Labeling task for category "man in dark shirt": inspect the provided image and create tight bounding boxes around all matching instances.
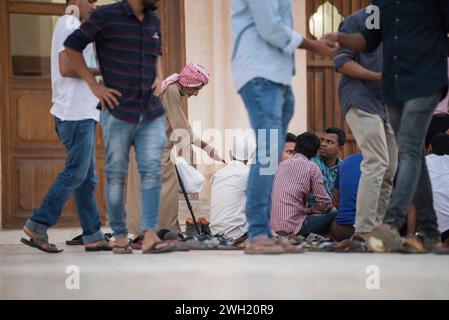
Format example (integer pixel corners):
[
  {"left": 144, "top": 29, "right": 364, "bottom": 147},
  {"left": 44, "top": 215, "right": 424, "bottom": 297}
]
[
  {"left": 325, "top": 0, "right": 449, "bottom": 253},
  {"left": 334, "top": 8, "right": 397, "bottom": 246},
  {"left": 64, "top": 0, "right": 175, "bottom": 254}
]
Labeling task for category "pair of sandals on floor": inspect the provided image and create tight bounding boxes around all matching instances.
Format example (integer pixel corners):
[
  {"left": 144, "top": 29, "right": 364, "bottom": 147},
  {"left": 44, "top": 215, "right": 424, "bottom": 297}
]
[
  {"left": 22, "top": 227, "right": 178, "bottom": 254},
  {"left": 21, "top": 227, "right": 112, "bottom": 253},
  {"left": 244, "top": 236, "right": 306, "bottom": 254},
  {"left": 335, "top": 225, "right": 449, "bottom": 254}
]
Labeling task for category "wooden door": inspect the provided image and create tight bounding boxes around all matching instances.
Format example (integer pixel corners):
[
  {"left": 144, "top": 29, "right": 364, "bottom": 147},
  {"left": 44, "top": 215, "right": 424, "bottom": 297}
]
[
  {"left": 306, "top": 0, "right": 372, "bottom": 158},
  {"left": 0, "top": 0, "right": 186, "bottom": 228}
]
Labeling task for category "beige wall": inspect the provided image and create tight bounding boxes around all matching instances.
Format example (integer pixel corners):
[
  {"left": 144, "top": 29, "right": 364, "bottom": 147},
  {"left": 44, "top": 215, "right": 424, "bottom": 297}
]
[{"left": 184, "top": 0, "right": 308, "bottom": 202}]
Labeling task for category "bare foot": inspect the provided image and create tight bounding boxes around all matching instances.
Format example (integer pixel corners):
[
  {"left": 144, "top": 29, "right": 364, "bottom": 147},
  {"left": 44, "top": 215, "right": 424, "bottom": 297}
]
[{"left": 115, "top": 236, "right": 129, "bottom": 247}]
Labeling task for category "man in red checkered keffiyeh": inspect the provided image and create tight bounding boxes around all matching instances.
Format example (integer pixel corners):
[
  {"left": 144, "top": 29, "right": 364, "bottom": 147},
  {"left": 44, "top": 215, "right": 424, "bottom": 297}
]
[
  {"left": 126, "top": 62, "right": 220, "bottom": 235},
  {"left": 161, "top": 63, "right": 210, "bottom": 95}
]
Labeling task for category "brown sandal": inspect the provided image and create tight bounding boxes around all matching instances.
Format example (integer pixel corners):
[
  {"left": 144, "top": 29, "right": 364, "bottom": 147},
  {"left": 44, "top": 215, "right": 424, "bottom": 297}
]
[
  {"left": 399, "top": 236, "right": 427, "bottom": 254},
  {"left": 142, "top": 241, "right": 178, "bottom": 254},
  {"left": 273, "top": 238, "right": 305, "bottom": 254},
  {"left": 244, "top": 237, "right": 285, "bottom": 255},
  {"left": 113, "top": 243, "right": 133, "bottom": 254},
  {"left": 85, "top": 240, "right": 113, "bottom": 252},
  {"left": 335, "top": 236, "right": 372, "bottom": 253}
]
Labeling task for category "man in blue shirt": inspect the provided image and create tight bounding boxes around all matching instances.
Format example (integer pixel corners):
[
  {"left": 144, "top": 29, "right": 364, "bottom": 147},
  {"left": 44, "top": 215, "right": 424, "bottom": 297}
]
[
  {"left": 231, "top": 0, "right": 337, "bottom": 254},
  {"left": 330, "top": 153, "right": 363, "bottom": 241}
]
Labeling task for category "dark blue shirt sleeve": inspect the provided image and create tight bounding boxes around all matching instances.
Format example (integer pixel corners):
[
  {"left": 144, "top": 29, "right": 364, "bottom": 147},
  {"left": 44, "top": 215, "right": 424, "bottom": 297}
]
[
  {"left": 360, "top": 24, "right": 382, "bottom": 54},
  {"left": 334, "top": 15, "right": 360, "bottom": 71},
  {"left": 64, "top": 9, "right": 106, "bottom": 52}
]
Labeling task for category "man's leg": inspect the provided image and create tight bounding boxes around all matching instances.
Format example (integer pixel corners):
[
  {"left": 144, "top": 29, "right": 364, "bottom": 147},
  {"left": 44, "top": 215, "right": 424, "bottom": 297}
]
[
  {"left": 298, "top": 209, "right": 337, "bottom": 237},
  {"left": 25, "top": 119, "right": 96, "bottom": 238},
  {"left": 376, "top": 122, "right": 398, "bottom": 223},
  {"left": 280, "top": 86, "right": 295, "bottom": 158},
  {"left": 100, "top": 109, "right": 134, "bottom": 242},
  {"left": 158, "top": 148, "right": 181, "bottom": 231},
  {"left": 72, "top": 120, "right": 106, "bottom": 245},
  {"left": 239, "top": 78, "right": 289, "bottom": 241},
  {"left": 133, "top": 115, "right": 167, "bottom": 251},
  {"left": 384, "top": 91, "right": 442, "bottom": 230},
  {"left": 125, "top": 148, "right": 142, "bottom": 236},
  {"left": 345, "top": 107, "right": 391, "bottom": 234},
  {"left": 412, "top": 150, "right": 440, "bottom": 249}
]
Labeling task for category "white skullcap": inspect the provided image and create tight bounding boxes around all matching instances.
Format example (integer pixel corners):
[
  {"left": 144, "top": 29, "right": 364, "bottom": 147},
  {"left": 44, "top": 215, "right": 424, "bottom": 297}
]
[{"left": 230, "top": 135, "right": 255, "bottom": 161}]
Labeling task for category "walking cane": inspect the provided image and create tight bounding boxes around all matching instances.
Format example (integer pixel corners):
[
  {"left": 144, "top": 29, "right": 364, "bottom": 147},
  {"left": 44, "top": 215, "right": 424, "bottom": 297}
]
[{"left": 175, "top": 165, "right": 202, "bottom": 236}]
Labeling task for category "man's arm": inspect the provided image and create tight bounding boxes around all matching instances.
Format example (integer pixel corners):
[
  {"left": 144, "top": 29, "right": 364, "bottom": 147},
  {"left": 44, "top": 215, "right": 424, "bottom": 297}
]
[
  {"left": 151, "top": 55, "right": 163, "bottom": 97},
  {"left": 64, "top": 9, "right": 121, "bottom": 108},
  {"left": 247, "top": 0, "right": 336, "bottom": 57},
  {"left": 310, "top": 167, "right": 333, "bottom": 213},
  {"left": 324, "top": 32, "right": 368, "bottom": 52},
  {"left": 151, "top": 20, "right": 163, "bottom": 97},
  {"left": 333, "top": 14, "right": 381, "bottom": 80},
  {"left": 332, "top": 189, "right": 339, "bottom": 210},
  {"left": 337, "top": 60, "right": 381, "bottom": 81},
  {"left": 65, "top": 48, "right": 120, "bottom": 108},
  {"left": 59, "top": 51, "right": 100, "bottom": 78}
]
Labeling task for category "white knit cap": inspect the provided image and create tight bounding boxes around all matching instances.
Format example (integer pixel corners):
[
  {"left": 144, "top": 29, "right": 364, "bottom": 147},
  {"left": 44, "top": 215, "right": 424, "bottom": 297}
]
[{"left": 230, "top": 135, "right": 255, "bottom": 161}]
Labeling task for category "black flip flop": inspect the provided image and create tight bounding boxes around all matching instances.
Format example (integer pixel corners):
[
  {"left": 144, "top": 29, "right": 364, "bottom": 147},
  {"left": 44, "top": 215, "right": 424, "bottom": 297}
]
[
  {"left": 66, "top": 234, "right": 83, "bottom": 246},
  {"left": 21, "top": 237, "right": 63, "bottom": 253},
  {"left": 142, "top": 241, "right": 178, "bottom": 254},
  {"left": 85, "top": 240, "right": 113, "bottom": 252}
]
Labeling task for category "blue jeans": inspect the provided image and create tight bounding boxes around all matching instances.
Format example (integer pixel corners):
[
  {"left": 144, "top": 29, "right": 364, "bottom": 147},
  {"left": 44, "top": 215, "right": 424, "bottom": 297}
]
[
  {"left": 100, "top": 109, "right": 166, "bottom": 238},
  {"left": 26, "top": 118, "right": 104, "bottom": 244},
  {"left": 298, "top": 209, "right": 338, "bottom": 237},
  {"left": 384, "top": 90, "right": 443, "bottom": 245},
  {"left": 239, "top": 78, "right": 295, "bottom": 240}
]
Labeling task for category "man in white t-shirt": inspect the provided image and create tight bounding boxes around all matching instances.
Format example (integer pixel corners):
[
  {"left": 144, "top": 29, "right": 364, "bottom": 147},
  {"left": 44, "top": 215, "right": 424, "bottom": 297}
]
[
  {"left": 21, "top": 0, "right": 111, "bottom": 253},
  {"left": 209, "top": 136, "right": 255, "bottom": 243},
  {"left": 426, "top": 133, "right": 449, "bottom": 247}
]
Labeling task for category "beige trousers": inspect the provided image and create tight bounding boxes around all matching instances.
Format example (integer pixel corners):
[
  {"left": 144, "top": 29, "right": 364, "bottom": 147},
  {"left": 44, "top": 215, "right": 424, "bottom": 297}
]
[
  {"left": 126, "top": 147, "right": 181, "bottom": 236},
  {"left": 345, "top": 107, "right": 398, "bottom": 233}
]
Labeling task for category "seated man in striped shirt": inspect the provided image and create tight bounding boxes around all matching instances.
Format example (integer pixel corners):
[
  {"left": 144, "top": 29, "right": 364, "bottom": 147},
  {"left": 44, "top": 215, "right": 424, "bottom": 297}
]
[{"left": 271, "top": 132, "right": 335, "bottom": 237}]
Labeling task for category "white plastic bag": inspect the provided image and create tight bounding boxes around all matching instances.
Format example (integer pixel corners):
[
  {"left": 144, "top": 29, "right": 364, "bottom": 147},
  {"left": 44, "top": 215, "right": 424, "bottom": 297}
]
[{"left": 175, "top": 157, "right": 205, "bottom": 193}]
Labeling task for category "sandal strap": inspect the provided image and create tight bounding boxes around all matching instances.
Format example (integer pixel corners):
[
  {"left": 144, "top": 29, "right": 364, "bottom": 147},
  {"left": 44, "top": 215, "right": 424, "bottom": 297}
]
[{"left": 33, "top": 234, "right": 49, "bottom": 245}]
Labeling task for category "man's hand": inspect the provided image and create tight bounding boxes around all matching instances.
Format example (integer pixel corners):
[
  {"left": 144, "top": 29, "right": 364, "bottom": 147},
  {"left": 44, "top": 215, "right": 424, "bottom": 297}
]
[
  {"left": 90, "top": 82, "right": 122, "bottom": 109},
  {"left": 373, "top": 72, "right": 382, "bottom": 81},
  {"left": 313, "top": 38, "right": 338, "bottom": 57},
  {"left": 322, "top": 32, "right": 340, "bottom": 43},
  {"left": 208, "top": 147, "right": 224, "bottom": 163},
  {"left": 152, "top": 77, "right": 162, "bottom": 97},
  {"left": 301, "top": 37, "right": 338, "bottom": 57}
]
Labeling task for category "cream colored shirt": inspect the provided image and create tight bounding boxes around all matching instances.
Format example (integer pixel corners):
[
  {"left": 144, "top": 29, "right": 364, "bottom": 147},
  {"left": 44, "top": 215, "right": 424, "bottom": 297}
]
[{"left": 162, "top": 83, "right": 202, "bottom": 150}]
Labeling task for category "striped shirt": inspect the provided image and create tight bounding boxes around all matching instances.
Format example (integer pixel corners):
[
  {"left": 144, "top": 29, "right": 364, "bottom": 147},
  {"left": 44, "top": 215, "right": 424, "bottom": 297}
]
[
  {"left": 334, "top": 9, "right": 385, "bottom": 120},
  {"left": 271, "top": 153, "right": 333, "bottom": 235},
  {"left": 64, "top": 0, "right": 164, "bottom": 124}
]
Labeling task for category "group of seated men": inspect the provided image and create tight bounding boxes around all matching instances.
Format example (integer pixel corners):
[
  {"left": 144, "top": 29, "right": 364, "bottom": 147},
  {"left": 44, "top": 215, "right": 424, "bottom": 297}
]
[{"left": 208, "top": 128, "right": 449, "bottom": 248}]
